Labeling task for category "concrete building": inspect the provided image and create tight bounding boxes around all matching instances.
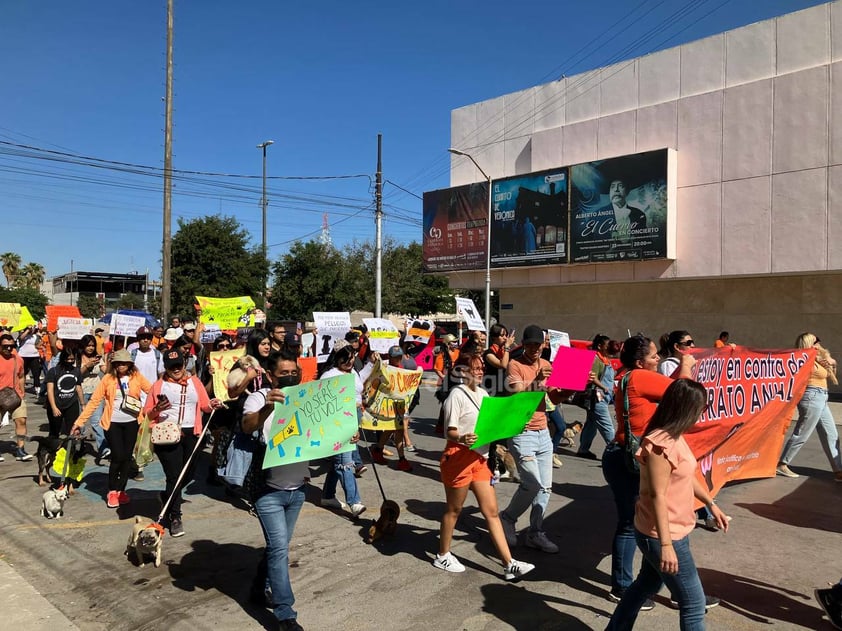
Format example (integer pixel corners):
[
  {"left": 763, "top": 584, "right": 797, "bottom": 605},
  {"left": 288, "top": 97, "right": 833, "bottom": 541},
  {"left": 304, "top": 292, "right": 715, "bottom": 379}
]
[
  {"left": 443, "top": 1, "right": 842, "bottom": 364},
  {"left": 49, "top": 271, "right": 147, "bottom": 309}
]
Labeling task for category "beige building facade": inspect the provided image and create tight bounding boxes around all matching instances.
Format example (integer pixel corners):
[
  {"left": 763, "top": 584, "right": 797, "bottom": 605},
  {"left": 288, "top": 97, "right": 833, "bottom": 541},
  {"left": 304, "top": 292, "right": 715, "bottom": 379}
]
[{"left": 446, "top": 1, "right": 842, "bottom": 362}]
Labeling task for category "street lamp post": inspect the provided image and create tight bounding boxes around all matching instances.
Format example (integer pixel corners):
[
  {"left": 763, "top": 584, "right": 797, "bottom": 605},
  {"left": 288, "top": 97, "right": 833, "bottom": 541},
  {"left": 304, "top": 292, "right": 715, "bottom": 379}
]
[
  {"left": 448, "top": 148, "right": 492, "bottom": 347},
  {"left": 257, "top": 140, "right": 274, "bottom": 312}
]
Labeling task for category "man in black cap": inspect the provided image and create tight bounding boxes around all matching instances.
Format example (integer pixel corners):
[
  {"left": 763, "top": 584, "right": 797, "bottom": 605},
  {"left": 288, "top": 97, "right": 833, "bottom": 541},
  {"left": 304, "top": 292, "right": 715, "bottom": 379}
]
[
  {"left": 282, "top": 332, "right": 303, "bottom": 357},
  {"left": 499, "top": 324, "right": 567, "bottom": 555}
]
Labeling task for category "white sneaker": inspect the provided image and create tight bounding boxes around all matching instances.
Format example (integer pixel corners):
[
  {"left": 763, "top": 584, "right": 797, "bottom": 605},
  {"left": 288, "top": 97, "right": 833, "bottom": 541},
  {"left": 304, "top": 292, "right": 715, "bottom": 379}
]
[
  {"left": 321, "top": 498, "right": 346, "bottom": 510},
  {"left": 0, "top": 454, "right": 4, "bottom": 462},
  {"left": 504, "top": 559, "right": 535, "bottom": 581},
  {"left": 525, "top": 531, "right": 559, "bottom": 553},
  {"left": 350, "top": 503, "right": 366, "bottom": 517},
  {"left": 499, "top": 470, "right": 512, "bottom": 481},
  {"left": 776, "top": 464, "right": 799, "bottom": 478},
  {"left": 433, "top": 551, "right": 466, "bottom": 573},
  {"left": 501, "top": 515, "right": 517, "bottom": 547}
]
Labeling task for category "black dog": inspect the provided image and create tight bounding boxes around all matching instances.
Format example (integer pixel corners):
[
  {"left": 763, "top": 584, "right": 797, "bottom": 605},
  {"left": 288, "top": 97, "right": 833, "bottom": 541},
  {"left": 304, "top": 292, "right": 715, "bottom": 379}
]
[{"left": 31, "top": 435, "right": 63, "bottom": 487}]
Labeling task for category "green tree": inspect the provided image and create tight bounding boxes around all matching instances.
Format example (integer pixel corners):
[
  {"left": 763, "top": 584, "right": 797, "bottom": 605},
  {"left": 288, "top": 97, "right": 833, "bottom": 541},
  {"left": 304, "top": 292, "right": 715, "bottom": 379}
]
[
  {"left": 76, "top": 295, "right": 102, "bottom": 320},
  {"left": 170, "top": 215, "right": 267, "bottom": 318},
  {"left": 115, "top": 292, "right": 145, "bottom": 311},
  {"left": 0, "top": 286, "right": 49, "bottom": 320},
  {"left": 16, "top": 262, "right": 45, "bottom": 290},
  {"left": 1, "top": 252, "right": 21, "bottom": 288}
]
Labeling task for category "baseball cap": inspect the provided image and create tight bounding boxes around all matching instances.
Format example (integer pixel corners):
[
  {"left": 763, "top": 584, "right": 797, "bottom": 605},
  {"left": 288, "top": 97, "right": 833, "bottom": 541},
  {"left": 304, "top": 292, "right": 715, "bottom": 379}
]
[
  {"left": 163, "top": 328, "right": 181, "bottom": 342},
  {"left": 441, "top": 333, "right": 457, "bottom": 344},
  {"left": 136, "top": 326, "right": 153, "bottom": 337},
  {"left": 284, "top": 332, "right": 302, "bottom": 347},
  {"left": 163, "top": 349, "right": 185, "bottom": 369},
  {"left": 183, "top": 322, "right": 197, "bottom": 331},
  {"left": 111, "top": 349, "right": 133, "bottom": 364},
  {"left": 333, "top": 339, "right": 351, "bottom": 352},
  {"left": 344, "top": 330, "right": 361, "bottom": 342},
  {"left": 387, "top": 346, "right": 403, "bottom": 358},
  {"left": 522, "top": 325, "right": 545, "bottom": 345}
]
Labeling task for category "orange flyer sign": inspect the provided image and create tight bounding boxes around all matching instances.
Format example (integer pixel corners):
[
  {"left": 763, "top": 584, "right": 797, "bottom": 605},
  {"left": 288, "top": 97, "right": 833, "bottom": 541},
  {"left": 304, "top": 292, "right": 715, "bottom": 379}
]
[
  {"left": 685, "top": 345, "right": 816, "bottom": 499},
  {"left": 45, "top": 305, "right": 82, "bottom": 331}
]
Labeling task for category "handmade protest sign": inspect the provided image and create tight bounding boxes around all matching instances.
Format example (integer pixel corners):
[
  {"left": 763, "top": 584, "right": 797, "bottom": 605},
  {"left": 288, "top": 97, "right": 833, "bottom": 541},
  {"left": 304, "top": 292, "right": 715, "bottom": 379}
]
[
  {"left": 45, "top": 305, "right": 82, "bottom": 331},
  {"left": 686, "top": 345, "right": 815, "bottom": 498},
  {"left": 196, "top": 296, "right": 256, "bottom": 330},
  {"left": 300, "top": 332, "right": 315, "bottom": 357},
  {"left": 200, "top": 324, "right": 222, "bottom": 344},
  {"left": 362, "top": 317, "right": 400, "bottom": 354},
  {"left": 405, "top": 319, "right": 434, "bottom": 345},
  {"left": 471, "top": 392, "right": 545, "bottom": 450},
  {"left": 262, "top": 373, "right": 358, "bottom": 468},
  {"left": 547, "top": 329, "right": 570, "bottom": 362},
  {"left": 299, "top": 356, "right": 317, "bottom": 383},
  {"left": 546, "top": 345, "right": 597, "bottom": 391},
  {"left": 0, "top": 303, "right": 37, "bottom": 331},
  {"left": 360, "top": 361, "right": 423, "bottom": 431},
  {"left": 57, "top": 317, "right": 94, "bottom": 340},
  {"left": 455, "top": 296, "right": 485, "bottom": 331},
  {"left": 312, "top": 311, "right": 351, "bottom": 362},
  {"left": 111, "top": 313, "right": 146, "bottom": 338},
  {"left": 208, "top": 347, "right": 245, "bottom": 400},
  {"left": 413, "top": 336, "right": 436, "bottom": 370}
]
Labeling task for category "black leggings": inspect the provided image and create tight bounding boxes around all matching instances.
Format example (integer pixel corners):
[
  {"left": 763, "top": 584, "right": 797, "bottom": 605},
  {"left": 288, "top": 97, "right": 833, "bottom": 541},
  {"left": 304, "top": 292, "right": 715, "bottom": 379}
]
[
  {"left": 105, "top": 422, "right": 139, "bottom": 492},
  {"left": 23, "top": 357, "right": 41, "bottom": 388},
  {"left": 48, "top": 401, "right": 81, "bottom": 438},
  {"left": 154, "top": 430, "right": 199, "bottom": 519}
]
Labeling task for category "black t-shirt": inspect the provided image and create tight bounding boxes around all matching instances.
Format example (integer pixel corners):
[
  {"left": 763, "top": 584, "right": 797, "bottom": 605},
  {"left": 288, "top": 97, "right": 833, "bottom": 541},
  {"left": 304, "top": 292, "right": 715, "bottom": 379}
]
[{"left": 47, "top": 365, "right": 82, "bottom": 409}]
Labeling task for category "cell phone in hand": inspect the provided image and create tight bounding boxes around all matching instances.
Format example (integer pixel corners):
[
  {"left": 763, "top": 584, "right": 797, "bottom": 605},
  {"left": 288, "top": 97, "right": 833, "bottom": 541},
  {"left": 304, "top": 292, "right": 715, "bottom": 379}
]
[{"left": 157, "top": 394, "right": 169, "bottom": 404}]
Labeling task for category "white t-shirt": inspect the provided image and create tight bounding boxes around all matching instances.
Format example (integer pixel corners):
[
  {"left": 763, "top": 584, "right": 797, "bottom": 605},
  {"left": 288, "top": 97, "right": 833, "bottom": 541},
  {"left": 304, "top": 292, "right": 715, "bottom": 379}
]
[
  {"left": 443, "top": 385, "right": 488, "bottom": 437},
  {"left": 133, "top": 349, "right": 163, "bottom": 385},
  {"left": 657, "top": 357, "right": 680, "bottom": 377},
  {"left": 111, "top": 377, "right": 139, "bottom": 424},
  {"left": 18, "top": 335, "right": 39, "bottom": 358},
  {"left": 160, "top": 379, "right": 200, "bottom": 429},
  {"left": 322, "top": 367, "right": 364, "bottom": 405},
  {"left": 243, "top": 389, "right": 309, "bottom": 491}
]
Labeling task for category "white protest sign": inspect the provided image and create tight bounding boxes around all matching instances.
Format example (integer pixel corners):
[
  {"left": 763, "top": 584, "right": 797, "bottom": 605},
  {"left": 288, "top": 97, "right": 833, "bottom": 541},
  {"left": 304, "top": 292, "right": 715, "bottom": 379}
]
[
  {"left": 300, "top": 332, "right": 315, "bottom": 357},
  {"left": 362, "top": 318, "right": 400, "bottom": 354},
  {"left": 405, "top": 319, "right": 434, "bottom": 345},
  {"left": 312, "top": 312, "right": 351, "bottom": 362},
  {"left": 547, "top": 329, "right": 570, "bottom": 362},
  {"left": 111, "top": 313, "right": 147, "bottom": 338},
  {"left": 455, "top": 297, "right": 485, "bottom": 331},
  {"left": 57, "top": 317, "right": 93, "bottom": 340},
  {"left": 200, "top": 324, "right": 222, "bottom": 344}
]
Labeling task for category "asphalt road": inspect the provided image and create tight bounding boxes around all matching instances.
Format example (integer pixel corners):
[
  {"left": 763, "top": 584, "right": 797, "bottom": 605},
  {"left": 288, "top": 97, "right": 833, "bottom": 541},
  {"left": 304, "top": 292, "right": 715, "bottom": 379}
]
[{"left": 1, "top": 384, "right": 840, "bottom": 631}]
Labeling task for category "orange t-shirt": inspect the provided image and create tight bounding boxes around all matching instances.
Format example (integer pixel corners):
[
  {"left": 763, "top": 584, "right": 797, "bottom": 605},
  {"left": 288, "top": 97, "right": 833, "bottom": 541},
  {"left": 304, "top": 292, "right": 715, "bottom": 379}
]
[
  {"left": 614, "top": 369, "right": 674, "bottom": 446},
  {"left": 433, "top": 349, "right": 459, "bottom": 377},
  {"left": 506, "top": 356, "right": 551, "bottom": 431},
  {"left": 714, "top": 340, "right": 726, "bottom": 348},
  {"left": 0, "top": 353, "right": 24, "bottom": 397},
  {"left": 634, "top": 429, "right": 698, "bottom": 541}
]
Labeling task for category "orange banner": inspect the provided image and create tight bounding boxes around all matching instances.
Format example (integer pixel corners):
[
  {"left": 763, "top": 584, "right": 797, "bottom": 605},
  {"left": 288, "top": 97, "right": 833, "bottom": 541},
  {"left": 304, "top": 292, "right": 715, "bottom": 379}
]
[
  {"left": 686, "top": 345, "right": 816, "bottom": 498},
  {"left": 299, "top": 356, "right": 317, "bottom": 384},
  {"left": 45, "top": 305, "right": 82, "bottom": 331}
]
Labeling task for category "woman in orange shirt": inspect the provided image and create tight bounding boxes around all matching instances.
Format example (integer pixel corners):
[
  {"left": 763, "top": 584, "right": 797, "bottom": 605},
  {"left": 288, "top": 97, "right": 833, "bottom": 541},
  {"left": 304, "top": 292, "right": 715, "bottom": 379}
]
[{"left": 606, "top": 379, "right": 729, "bottom": 631}]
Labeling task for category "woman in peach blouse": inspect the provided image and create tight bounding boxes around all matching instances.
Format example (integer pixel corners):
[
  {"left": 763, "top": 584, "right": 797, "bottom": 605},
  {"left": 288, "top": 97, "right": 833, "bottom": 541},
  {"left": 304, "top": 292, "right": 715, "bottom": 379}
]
[{"left": 606, "top": 379, "right": 730, "bottom": 631}]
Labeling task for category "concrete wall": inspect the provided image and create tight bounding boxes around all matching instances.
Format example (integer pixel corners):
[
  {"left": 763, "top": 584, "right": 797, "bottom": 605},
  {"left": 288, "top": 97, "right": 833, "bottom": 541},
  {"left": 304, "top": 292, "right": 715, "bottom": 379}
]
[{"left": 450, "top": 1, "right": 842, "bottom": 287}]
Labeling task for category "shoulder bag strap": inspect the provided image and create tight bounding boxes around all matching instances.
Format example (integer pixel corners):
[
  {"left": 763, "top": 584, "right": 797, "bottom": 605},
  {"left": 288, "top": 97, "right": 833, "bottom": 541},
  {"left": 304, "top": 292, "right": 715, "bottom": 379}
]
[
  {"left": 176, "top": 383, "right": 188, "bottom": 428},
  {"left": 456, "top": 385, "right": 482, "bottom": 412},
  {"left": 620, "top": 371, "right": 634, "bottom": 445}
]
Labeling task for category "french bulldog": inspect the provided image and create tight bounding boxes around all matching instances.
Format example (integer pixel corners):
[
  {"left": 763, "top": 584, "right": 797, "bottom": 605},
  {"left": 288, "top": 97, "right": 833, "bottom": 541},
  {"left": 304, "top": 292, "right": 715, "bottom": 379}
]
[
  {"left": 126, "top": 515, "right": 164, "bottom": 568},
  {"left": 41, "top": 485, "right": 69, "bottom": 519}
]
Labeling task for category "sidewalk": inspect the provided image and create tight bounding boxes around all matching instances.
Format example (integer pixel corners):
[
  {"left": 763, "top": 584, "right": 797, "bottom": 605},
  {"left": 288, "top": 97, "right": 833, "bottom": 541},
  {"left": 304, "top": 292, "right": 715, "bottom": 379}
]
[{"left": 0, "top": 557, "right": 80, "bottom": 630}]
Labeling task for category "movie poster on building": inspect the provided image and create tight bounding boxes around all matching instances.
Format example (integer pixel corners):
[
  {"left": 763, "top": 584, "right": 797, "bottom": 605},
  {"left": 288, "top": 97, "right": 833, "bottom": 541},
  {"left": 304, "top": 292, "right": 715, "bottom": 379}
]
[
  {"left": 490, "top": 167, "right": 569, "bottom": 268},
  {"left": 422, "top": 182, "right": 489, "bottom": 272},
  {"left": 569, "top": 149, "right": 675, "bottom": 264}
]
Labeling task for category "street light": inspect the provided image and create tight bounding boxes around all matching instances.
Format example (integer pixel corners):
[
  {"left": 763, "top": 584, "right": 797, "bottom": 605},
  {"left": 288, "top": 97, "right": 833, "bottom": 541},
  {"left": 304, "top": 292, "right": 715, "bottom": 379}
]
[
  {"left": 257, "top": 140, "right": 274, "bottom": 312},
  {"left": 448, "top": 147, "right": 492, "bottom": 346}
]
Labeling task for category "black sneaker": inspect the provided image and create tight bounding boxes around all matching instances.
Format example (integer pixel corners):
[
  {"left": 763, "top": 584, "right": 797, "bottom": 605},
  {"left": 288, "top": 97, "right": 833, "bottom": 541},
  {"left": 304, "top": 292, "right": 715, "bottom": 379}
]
[
  {"left": 278, "top": 618, "right": 304, "bottom": 631},
  {"left": 815, "top": 586, "right": 842, "bottom": 630},
  {"left": 170, "top": 517, "right": 185, "bottom": 537},
  {"left": 15, "top": 448, "right": 32, "bottom": 462},
  {"left": 608, "top": 589, "right": 654, "bottom": 611},
  {"left": 668, "top": 595, "right": 720, "bottom": 610},
  {"left": 575, "top": 450, "right": 598, "bottom": 460}
]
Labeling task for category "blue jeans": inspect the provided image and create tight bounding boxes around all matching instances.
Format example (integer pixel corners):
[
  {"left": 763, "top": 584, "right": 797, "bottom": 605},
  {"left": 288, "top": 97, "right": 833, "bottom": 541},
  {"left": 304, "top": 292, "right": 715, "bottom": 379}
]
[
  {"left": 323, "top": 450, "right": 360, "bottom": 505},
  {"left": 547, "top": 407, "right": 566, "bottom": 451},
  {"left": 780, "top": 387, "right": 842, "bottom": 472},
  {"left": 502, "top": 428, "right": 553, "bottom": 533},
  {"left": 580, "top": 400, "right": 616, "bottom": 453},
  {"left": 83, "top": 392, "right": 107, "bottom": 456},
  {"left": 606, "top": 532, "right": 706, "bottom": 631},
  {"left": 254, "top": 487, "right": 306, "bottom": 622},
  {"left": 602, "top": 444, "right": 639, "bottom": 592}
]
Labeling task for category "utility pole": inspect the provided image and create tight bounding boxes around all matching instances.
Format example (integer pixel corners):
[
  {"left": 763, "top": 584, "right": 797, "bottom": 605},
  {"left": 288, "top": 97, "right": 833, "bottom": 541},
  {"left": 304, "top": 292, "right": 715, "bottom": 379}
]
[
  {"left": 375, "top": 133, "right": 383, "bottom": 318},
  {"left": 161, "top": 0, "right": 174, "bottom": 323},
  {"left": 257, "top": 140, "right": 274, "bottom": 312}
]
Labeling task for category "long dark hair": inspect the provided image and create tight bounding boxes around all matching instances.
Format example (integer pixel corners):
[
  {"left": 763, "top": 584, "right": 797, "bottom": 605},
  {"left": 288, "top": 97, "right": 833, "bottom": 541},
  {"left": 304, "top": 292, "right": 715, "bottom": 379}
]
[
  {"left": 318, "top": 345, "right": 355, "bottom": 378},
  {"left": 662, "top": 330, "right": 690, "bottom": 359},
  {"left": 643, "top": 379, "right": 707, "bottom": 439},
  {"left": 591, "top": 334, "right": 610, "bottom": 351},
  {"left": 620, "top": 335, "right": 653, "bottom": 370},
  {"left": 79, "top": 334, "right": 97, "bottom": 357},
  {"left": 246, "top": 329, "right": 272, "bottom": 370}
]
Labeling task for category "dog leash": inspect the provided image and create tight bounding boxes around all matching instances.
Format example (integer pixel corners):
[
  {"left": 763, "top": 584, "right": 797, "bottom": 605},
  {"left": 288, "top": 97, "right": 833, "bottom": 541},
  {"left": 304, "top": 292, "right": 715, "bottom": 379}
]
[
  {"left": 155, "top": 409, "right": 217, "bottom": 526},
  {"left": 359, "top": 426, "right": 389, "bottom": 503}
]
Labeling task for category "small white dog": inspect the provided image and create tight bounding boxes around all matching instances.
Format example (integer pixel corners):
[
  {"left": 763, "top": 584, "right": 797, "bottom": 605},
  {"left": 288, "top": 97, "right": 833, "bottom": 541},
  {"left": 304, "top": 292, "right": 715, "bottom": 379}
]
[
  {"left": 226, "top": 355, "right": 262, "bottom": 391},
  {"left": 41, "top": 486, "right": 69, "bottom": 519}
]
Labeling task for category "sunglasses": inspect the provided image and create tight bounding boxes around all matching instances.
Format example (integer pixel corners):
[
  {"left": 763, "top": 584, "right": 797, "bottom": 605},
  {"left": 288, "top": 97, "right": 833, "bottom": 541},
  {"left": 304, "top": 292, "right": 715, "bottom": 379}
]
[
  {"left": 217, "top": 343, "right": 231, "bottom": 349},
  {"left": 679, "top": 339, "right": 695, "bottom": 347},
  {"left": 0, "top": 344, "right": 15, "bottom": 350}
]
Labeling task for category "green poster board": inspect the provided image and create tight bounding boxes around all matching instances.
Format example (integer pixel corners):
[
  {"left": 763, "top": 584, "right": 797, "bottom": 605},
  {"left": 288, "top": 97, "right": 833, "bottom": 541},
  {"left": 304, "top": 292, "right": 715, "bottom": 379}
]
[{"left": 471, "top": 392, "right": 545, "bottom": 450}]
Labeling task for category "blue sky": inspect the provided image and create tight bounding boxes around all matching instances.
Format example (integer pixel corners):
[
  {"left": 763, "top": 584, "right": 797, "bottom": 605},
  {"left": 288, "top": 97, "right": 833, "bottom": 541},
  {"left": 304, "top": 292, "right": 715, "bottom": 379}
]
[{"left": 0, "top": 0, "right": 824, "bottom": 281}]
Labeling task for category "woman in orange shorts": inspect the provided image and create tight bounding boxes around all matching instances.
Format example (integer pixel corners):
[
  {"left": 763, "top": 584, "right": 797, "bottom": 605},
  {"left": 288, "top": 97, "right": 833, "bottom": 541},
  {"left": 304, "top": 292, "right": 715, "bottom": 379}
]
[{"left": 433, "top": 351, "right": 534, "bottom": 581}]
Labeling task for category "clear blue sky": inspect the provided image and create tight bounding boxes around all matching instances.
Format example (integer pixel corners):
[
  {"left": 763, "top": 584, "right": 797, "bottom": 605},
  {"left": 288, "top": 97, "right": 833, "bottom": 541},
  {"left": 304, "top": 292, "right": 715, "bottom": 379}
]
[{"left": 0, "top": 0, "right": 824, "bottom": 281}]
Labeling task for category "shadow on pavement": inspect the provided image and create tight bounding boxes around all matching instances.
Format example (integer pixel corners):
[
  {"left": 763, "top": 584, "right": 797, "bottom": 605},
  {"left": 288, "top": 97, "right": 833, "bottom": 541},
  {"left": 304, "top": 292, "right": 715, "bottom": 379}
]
[
  {"left": 481, "top": 583, "right": 606, "bottom": 630},
  {"left": 735, "top": 475, "right": 842, "bottom": 533}
]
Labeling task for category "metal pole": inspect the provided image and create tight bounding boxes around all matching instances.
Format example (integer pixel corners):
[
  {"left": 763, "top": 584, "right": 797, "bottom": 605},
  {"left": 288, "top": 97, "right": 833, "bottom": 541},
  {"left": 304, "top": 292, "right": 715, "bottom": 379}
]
[
  {"left": 161, "top": 0, "right": 174, "bottom": 323},
  {"left": 447, "top": 148, "right": 492, "bottom": 348},
  {"left": 375, "top": 133, "right": 383, "bottom": 318},
  {"left": 257, "top": 140, "right": 274, "bottom": 312}
]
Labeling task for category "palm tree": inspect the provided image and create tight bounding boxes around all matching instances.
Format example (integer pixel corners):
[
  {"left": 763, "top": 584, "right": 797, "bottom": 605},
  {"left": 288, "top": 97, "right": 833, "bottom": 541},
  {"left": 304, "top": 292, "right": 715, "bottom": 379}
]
[
  {"left": 0, "top": 252, "right": 21, "bottom": 288},
  {"left": 17, "top": 262, "right": 45, "bottom": 290}
]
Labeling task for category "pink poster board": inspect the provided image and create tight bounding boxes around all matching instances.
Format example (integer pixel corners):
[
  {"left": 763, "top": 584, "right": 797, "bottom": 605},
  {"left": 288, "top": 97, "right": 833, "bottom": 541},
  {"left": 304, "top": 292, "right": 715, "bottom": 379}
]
[
  {"left": 546, "top": 346, "right": 597, "bottom": 391},
  {"left": 414, "top": 336, "right": 435, "bottom": 370}
]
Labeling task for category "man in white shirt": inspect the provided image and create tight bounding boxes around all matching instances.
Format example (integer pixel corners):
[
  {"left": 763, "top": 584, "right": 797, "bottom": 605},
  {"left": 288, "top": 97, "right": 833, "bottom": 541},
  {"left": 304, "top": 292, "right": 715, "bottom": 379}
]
[{"left": 130, "top": 327, "right": 164, "bottom": 386}]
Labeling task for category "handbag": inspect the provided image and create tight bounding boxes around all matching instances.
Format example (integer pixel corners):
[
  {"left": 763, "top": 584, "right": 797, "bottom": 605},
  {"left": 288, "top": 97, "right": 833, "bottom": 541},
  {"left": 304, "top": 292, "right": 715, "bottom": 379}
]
[
  {"left": 151, "top": 383, "right": 187, "bottom": 445},
  {"left": 0, "top": 386, "right": 22, "bottom": 416},
  {"left": 619, "top": 372, "right": 641, "bottom": 474},
  {"left": 117, "top": 378, "right": 142, "bottom": 418}
]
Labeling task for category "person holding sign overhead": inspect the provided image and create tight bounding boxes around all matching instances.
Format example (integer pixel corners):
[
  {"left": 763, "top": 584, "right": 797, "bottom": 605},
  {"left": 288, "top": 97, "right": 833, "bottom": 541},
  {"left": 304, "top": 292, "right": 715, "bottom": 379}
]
[{"left": 434, "top": 350, "right": 535, "bottom": 581}]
